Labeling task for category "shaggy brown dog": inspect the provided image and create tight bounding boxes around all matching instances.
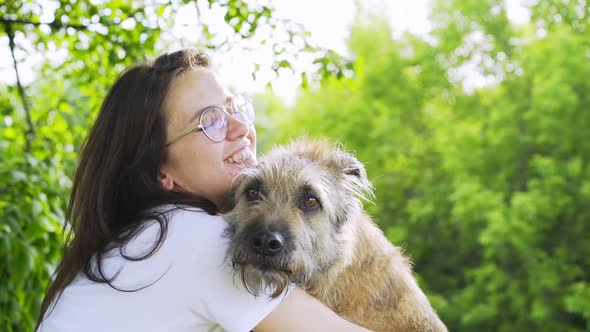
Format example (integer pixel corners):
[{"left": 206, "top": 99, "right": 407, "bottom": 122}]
[{"left": 224, "top": 138, "right": 447, "bottom": 332}]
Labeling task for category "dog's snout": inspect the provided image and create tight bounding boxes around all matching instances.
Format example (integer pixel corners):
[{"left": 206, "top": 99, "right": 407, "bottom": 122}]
[{"left": 252, "top": 231, "right": 284, "bottom": 256}]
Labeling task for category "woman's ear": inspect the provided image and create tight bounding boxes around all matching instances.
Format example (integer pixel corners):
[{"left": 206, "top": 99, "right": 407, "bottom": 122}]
[{"left": 157, "top": 167, "right": 175, "bottom": 191}]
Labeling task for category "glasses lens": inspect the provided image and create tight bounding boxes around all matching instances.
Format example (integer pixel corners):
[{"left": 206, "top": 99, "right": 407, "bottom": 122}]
[
  {"left": 201, "top": 107, "right": 228, "bottom": 142},
  {"left": 231, "top": 94, "right": 254, "bottom": 124}
]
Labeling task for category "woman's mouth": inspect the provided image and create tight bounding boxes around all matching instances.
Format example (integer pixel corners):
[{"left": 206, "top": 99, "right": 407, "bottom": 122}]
[{"left": 225, "top": 148, "right": 254, "bottom": 165}]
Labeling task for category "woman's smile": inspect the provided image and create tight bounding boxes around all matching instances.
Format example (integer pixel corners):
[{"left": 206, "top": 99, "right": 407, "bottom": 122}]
[{"left": 225, "top": 145, "right": 255, "bottom": 165}]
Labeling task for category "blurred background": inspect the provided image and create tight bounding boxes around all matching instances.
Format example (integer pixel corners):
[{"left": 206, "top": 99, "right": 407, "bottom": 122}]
[{"left": 1, "top": 0, "right": 589, "bottom": 331}]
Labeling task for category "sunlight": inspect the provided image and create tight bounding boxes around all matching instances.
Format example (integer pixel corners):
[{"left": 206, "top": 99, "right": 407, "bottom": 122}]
[{"left": 0, "top": 0, "right": 531, "bottom": 105}]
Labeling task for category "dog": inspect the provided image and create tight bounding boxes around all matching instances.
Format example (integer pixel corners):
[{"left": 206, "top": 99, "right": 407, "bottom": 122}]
[{"left": 223, "top": 138, "right": 447, "bottom": 332}]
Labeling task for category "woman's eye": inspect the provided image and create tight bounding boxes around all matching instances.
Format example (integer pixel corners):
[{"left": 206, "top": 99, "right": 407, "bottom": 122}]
[
  {"left": 302, "top": 196, "right": 320, "bottom": 210},
  {"left": 246, "top": 188, "right": 261, "bottom": 201}
]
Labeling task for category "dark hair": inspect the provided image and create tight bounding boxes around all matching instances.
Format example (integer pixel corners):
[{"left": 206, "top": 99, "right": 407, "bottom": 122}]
[{"left": 36, "top": 49, "right": 217, "bottom": 328}]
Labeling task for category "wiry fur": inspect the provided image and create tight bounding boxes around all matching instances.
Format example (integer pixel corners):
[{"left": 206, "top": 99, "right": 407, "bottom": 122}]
[{"left": 223, "top": 138, "right": 447, "bottom": 332}]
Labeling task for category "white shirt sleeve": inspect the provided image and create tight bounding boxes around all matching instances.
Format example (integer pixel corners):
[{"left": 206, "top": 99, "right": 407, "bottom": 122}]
[{"left": 175, "top": 208, "right": 290, "bottom": 332}]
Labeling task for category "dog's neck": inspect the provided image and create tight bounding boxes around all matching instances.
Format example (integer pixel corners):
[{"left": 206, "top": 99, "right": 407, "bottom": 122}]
[
  {"left": 306, "top": 209, "right": 394, "bottom": 293},
  {"left": 306, "top": 210, "right": 412, "bottom": 312}
]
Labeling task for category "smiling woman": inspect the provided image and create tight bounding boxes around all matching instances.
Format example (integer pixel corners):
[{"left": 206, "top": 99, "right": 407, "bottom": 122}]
[
  {"left": 35, "top": 48, "right": 371, "bottom": 332},
  {"left": 158, "top": 67, "right": 257, "bottom": 212}
]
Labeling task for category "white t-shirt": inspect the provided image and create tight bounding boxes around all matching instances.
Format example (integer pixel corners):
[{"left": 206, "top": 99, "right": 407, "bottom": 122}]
[{"left": 38, "top": 206, "right": 289, "bottom": 332}]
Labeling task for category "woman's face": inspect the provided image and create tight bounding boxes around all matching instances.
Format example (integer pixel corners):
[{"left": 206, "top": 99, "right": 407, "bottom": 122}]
[{"left": 158, "top": 68, "right": 257, "bottom": 210}]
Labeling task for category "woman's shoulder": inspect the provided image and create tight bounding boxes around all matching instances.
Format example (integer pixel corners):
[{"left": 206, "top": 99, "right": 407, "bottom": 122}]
[
  {"left": 161, "top": 204, "right": 225, "bottom": 231},
  {"left": 141, "top": 204, "right": 229, "bottom": 251},
  {"left": 114, "top": 204, "right": 228, "bottom": 265},
  {"left": 116, "top": 204, "right": 232, "bottom": 284}
]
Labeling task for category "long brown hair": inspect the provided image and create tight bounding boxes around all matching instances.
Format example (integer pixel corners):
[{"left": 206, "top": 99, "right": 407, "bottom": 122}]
[{"left": 36, "top": 49, "right": 218, "bottom": 328}]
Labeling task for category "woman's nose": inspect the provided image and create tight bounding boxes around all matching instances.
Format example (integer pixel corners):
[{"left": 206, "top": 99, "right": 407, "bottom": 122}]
[{"left": 226, "top": 112, "right": 251, "bottom": 141}]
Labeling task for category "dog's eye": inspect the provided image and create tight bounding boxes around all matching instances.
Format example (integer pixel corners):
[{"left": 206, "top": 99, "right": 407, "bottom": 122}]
[
  {"left": 246, "top": 188, "right": 261, "bottom": 202},
  {"left": 302, "top": 196, "right": 320, "bottom": 211}
]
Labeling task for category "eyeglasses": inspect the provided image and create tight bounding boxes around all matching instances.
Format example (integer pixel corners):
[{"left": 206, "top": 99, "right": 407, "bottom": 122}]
[{"left": 166, "top": 94, "right": 255, "bottom": 146}]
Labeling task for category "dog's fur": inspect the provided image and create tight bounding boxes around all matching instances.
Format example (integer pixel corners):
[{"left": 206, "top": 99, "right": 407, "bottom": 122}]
[{"left": 223, "top": 138, "right": 447, "bottom": 332}]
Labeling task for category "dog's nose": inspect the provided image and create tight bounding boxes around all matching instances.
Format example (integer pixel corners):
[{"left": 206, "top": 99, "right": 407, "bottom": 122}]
[{"left": 252, "top": 231, "right": 284, "bottom": 256}]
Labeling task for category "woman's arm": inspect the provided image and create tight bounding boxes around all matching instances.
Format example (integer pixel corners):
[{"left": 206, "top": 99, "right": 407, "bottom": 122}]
[{"left": 254, "top": 288, "right": 372, "bottom": 332}]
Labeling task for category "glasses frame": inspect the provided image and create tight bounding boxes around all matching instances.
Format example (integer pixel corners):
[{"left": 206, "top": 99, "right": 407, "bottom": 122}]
[{"left": 165, "top": 94, "right": 254, "bottom": 146}]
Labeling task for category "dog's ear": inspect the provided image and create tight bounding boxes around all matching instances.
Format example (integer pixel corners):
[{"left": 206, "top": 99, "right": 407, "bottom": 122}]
[
  {"left": 282, "top": 137, "right": 375, "bottom": 202},
  {"left": 338, "top": 151, "right": 365, "bottom": 178},
  {"left": 331, "top": 149, "right": 375, "bottom": 203}
]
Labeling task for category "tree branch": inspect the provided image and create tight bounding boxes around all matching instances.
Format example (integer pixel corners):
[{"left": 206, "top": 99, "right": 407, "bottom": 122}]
[
  {"left": 3, "top": 21, "right": 34, "bottom": 152},
  {"left": 0, "top": 17, "right": 88, "bottom": 30}
]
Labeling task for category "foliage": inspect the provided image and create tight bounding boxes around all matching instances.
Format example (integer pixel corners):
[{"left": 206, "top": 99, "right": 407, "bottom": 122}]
[
  {"left": 1, "top": 0, "right": 589, "bottom": 331},
  {"left": 267, "top": 2, "right": 590, "bottom": 331}
]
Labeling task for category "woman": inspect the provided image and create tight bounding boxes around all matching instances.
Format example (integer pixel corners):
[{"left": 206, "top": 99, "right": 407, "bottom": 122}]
[{"left": 36, "top": 49, "right": 370, "bottom": 331}]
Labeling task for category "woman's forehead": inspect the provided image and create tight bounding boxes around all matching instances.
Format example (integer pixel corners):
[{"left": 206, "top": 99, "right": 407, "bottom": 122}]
[
  {"left": 165, "top": 69, "right": 227, "bottom": 124},
  {"left": 172, "top": 68, "right": 225, "bottom": 101}
]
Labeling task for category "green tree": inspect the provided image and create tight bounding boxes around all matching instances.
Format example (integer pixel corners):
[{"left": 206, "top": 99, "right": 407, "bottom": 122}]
[{"left": 268, "top": 1, "right": 590, "bottom": 331}]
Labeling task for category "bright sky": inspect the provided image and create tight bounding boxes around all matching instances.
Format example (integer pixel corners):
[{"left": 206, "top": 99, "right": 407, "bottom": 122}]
[
  {"left": 215, "top": 0, "right": 434, "bottom": 104},
  {"left": 0, "top": 0, "right": 531, "bottom": 105}
]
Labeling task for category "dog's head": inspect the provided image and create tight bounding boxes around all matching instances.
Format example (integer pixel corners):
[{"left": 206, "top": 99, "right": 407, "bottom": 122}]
[{"left": 223, "top": 137, "right": 374, "bottom": 298}]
